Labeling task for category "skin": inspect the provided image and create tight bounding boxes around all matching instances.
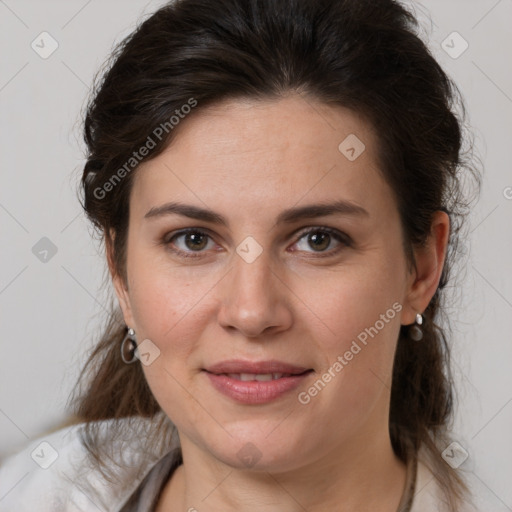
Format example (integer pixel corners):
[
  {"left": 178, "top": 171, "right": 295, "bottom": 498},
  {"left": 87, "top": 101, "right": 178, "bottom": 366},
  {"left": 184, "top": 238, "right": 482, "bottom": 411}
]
[{"left": 109, "top": 94, "right": 450, "bottom": 511}]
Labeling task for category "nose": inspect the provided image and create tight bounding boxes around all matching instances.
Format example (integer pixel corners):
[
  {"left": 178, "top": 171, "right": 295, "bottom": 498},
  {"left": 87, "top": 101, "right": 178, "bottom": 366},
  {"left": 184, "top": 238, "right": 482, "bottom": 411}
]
[{"left": 217, "top": 249, "right": 293, "bottom": 338}]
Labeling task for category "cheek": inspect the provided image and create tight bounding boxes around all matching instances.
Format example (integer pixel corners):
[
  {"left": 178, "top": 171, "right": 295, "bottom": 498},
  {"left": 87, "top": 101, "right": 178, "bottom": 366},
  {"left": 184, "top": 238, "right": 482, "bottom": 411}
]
[
  {"left": 126, "top": 261, "right": 215, "bottom": 427},
  {"left": 125, "top": 242, "right": 216, "bottom": 341},
  {"left": 295, "top": 275, "right": 403, "bottom": 433},
  {"left": 291, "top": 257, "right": 405, "bottom": 419},
  {"left": 294, "top": 261, "right": 404, "bottom": 354}
]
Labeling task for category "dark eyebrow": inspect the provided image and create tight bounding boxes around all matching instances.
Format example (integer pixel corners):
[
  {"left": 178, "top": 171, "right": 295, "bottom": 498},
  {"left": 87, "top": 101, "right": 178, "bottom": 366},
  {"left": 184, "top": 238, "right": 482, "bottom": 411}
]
[{"left": 144, "top": 200, "right": 369, "bottom": 226}]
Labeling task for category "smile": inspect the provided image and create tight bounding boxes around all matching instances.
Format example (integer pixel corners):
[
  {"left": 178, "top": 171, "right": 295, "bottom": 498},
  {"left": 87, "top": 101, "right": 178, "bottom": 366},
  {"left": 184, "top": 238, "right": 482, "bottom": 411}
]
[
  {"left": 203, "top": 369, "right": 313, "bottom": 404},
  {"left": 224, "top": 372, "right": 294, "bottom": 381}
]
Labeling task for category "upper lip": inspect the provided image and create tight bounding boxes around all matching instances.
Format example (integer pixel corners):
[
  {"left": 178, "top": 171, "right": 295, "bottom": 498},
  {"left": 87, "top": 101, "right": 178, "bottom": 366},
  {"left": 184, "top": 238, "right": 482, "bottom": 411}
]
[{"left": 204, "top": 359, "right": 312, "bottom": 375}]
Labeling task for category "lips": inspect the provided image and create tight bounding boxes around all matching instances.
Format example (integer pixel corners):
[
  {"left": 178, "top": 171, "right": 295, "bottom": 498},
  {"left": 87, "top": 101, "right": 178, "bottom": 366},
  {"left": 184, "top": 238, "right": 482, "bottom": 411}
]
[
  {"left": 203, "top": 359, "right": 313, "bottom": 404},
  {"left": 204, "top": 359, "right": 311, "bottom": 376},
  {"left": 225, "top": 372, "right": 293, "bottom": 381}
]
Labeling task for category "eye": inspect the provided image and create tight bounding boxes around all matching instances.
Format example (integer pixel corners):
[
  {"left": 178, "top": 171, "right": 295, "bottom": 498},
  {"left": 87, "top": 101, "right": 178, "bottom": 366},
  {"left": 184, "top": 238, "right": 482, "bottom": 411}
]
[
  {"left": 163, "top": 228, "right": 217, "bottom": 258},
  {"left": 291, "top": 227, "right": 351, "bottom": 256},
  {"left": 162, "top": 226, "right": 351, "bottom": 259}
]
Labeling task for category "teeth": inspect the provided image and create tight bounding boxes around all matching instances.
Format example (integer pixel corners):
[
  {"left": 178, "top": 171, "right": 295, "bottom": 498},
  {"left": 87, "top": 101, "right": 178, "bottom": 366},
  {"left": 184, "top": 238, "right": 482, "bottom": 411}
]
[{"left": 226, "top": 373, "right": 290, "bottom": 381}]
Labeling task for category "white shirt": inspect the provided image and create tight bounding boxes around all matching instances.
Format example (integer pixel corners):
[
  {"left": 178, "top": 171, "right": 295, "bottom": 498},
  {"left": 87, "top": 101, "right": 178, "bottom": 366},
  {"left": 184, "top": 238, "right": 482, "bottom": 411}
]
[{"left": 0, "top": 415, "right": 480, "bottom": 511}]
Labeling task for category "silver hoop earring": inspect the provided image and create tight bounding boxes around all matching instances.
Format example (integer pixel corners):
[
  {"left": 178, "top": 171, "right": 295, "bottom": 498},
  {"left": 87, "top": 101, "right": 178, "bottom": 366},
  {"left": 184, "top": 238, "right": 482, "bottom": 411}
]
[
  {"left": 121, "top": 327, "right": 138, "bottom": 364},
  {"left": 409, "top": 313, "right": 424, "bottom": 341}
]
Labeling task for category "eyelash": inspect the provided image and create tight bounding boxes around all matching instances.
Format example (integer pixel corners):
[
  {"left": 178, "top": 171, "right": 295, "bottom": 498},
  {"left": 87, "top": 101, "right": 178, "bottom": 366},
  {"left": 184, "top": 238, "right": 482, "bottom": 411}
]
[{"left": 162, "top": 227, "right": 352, "bottom": 259}]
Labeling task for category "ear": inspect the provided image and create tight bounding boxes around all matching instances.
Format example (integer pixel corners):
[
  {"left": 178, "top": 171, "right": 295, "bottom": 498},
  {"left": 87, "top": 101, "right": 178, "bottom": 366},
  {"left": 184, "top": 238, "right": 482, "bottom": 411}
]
[
  {"left": 401, "top": 211, "right": 450, "bottom": 326},
  {"left": 106, "top": 229, "right": 136, "bottom": 328}
]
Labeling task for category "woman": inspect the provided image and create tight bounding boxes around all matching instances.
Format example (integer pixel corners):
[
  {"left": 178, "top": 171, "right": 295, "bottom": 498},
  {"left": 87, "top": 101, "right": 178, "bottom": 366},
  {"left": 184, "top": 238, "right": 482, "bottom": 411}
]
[{"left": 0, "top": 0, "right": 482, "bottom": 510}]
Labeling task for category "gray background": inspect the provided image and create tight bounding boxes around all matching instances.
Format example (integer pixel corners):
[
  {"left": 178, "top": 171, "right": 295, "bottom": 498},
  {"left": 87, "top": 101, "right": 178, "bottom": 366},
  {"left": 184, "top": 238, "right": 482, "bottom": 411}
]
[{"left": 0, "top": 0, "right": 511, "bottom": 508}]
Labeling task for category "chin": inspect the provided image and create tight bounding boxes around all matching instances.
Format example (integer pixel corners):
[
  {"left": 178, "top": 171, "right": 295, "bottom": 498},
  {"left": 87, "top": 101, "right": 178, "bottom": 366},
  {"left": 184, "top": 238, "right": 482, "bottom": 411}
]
[{"left": 208, "top": 431, "right": 307, "bottom": 473}]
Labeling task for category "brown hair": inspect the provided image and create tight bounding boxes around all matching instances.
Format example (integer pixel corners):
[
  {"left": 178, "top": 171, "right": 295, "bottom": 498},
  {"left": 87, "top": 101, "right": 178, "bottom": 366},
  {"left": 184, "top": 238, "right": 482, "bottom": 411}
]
[{"left": 68, "top": 0, "right": 482, "bottom": 508}]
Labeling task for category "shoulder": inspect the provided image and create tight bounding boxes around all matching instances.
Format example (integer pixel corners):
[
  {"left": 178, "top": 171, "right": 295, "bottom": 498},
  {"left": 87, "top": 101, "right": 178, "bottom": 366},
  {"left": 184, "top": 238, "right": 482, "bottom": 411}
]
[
  {"left": 0, "top": 414, "right": 177, "bottom": 512},
  {"left": 0, "top": 421, "right": 93, "bottom": 511},
  {"left": 410, "top": 456, "right": 482, "bottom": 512}
]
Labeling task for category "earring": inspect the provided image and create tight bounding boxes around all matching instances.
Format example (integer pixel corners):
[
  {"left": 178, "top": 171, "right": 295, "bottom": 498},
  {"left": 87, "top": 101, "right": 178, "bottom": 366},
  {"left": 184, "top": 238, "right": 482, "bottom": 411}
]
[
  {"left": 409, "top": 313, "right": 424, "bottom": 341},
  {"left": 121, "top": 327, "right": 138, "bottom": 364}
]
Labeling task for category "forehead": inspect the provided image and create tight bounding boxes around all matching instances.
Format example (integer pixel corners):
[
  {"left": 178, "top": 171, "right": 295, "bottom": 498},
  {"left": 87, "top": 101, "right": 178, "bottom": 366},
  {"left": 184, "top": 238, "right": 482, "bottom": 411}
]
[
  {"left": 154, "top": 95, "right": 381, "bottom": 169},
  {"left": 131, "top": 95, "right": 394, "bottom": 223}
]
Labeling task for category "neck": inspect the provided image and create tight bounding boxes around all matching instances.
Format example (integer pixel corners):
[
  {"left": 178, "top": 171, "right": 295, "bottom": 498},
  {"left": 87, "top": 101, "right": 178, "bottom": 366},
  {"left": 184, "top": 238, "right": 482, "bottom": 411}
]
[{"left": 158, "top": 426, "right": 408, "bottom": 512}]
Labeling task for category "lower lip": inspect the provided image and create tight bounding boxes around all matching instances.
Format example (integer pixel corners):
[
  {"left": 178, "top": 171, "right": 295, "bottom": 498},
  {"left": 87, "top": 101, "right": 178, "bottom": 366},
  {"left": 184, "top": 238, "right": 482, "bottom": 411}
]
[{"left": 204, "top": 371, "right": 312, "bottom": 404}]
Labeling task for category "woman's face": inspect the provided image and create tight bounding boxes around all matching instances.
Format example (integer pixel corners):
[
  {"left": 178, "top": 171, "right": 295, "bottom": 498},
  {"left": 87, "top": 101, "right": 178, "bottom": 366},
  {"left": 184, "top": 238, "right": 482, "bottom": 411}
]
[{"left": 113, "top": 95, "right": 420, "bottom": 471}]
